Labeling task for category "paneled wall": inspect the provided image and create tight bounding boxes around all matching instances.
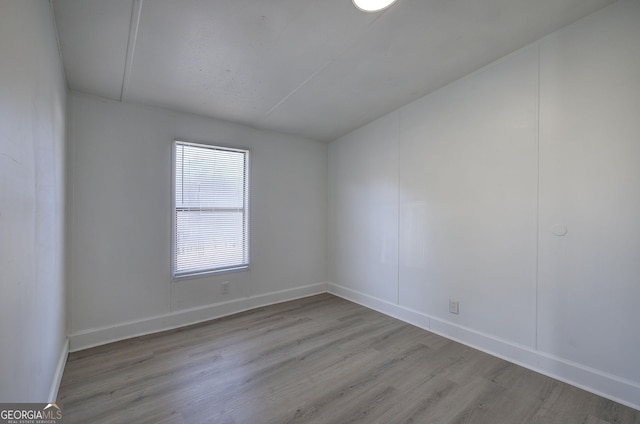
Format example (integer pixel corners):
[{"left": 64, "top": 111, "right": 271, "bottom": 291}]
[
  {"left": 67, "top": 93, "right": 327, "bottom": 350},
  {"left": 0, "top": 1, "right": 67, "bottom": 402},
  {"left": 328, "top": 0, "right": 640, "bottom": 409}
]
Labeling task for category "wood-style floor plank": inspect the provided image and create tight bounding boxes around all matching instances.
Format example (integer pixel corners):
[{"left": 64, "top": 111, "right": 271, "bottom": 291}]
[{"left": 58, "top": 294, "right": 640, "bottom": 423}]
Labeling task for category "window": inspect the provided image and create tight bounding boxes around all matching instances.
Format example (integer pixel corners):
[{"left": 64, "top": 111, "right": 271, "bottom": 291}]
[{"left": 174, "top": 141, "right": 249, "bottom": 277}]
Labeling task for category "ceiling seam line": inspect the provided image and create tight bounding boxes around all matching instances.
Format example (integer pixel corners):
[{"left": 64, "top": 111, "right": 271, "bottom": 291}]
[
  {"left": 263, "top": 10, "right": 389, "bottom": 118},
  {"left": 120, "top": 0, "right": 144, "bottom": 102},
  {"left": 48, "top": 0, "right": 69, "bottom": 89}
]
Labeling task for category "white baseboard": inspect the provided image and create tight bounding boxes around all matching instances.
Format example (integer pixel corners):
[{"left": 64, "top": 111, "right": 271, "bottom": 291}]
[
  {"left": 68, "top": 282, "right": 327, "bottom": 352},
  {"left": 327, "top": 282, "right": 640, "bottom": 412},
  {"left": 48, "top": 339, "right": 69, "bottom": 402}
]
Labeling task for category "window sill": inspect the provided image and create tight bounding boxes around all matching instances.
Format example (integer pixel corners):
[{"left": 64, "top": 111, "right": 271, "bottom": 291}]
[{"left": 173, "top": 265, "right": 249, "bottom": 282}]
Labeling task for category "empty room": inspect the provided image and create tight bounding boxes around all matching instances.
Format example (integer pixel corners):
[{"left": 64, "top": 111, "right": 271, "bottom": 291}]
[{"left": 1, "top": 0, "right": 639, "bottom": 422}]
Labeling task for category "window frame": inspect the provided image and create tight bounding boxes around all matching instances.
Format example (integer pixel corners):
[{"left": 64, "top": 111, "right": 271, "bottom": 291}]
[{"left": 172, "top": 139, "right": 250, "bottom": 280}]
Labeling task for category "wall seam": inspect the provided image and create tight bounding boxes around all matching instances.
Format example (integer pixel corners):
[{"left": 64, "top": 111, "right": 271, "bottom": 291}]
[
  {"left": 66, "top": 94, "right": 76, "bottom": 336},
  {"left": 396, "top": 111, "right": 401, "bottom": 306},
  {"left": 534, "top": 41, "right": 541, "bottom": 351}
]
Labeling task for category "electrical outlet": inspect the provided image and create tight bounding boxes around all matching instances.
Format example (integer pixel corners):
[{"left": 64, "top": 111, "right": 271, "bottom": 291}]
[
  {"left": 449, "top": 299, "right": 459, "bottom": 315},
  {"left": 221, "top": 281, "right": 230, "bottom": 294}
]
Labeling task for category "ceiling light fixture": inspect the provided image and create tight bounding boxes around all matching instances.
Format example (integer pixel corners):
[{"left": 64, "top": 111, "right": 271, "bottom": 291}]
[{"left": 352, "top": 0, "right": 398, "bottom": 13}]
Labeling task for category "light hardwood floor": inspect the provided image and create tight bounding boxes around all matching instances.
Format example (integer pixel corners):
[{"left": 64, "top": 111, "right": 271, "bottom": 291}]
[{"left": 58, "top": 294, "right": 640, "bottom": 423}]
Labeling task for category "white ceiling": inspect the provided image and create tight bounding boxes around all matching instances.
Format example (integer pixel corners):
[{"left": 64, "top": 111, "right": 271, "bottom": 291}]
[{"left": 52, "top": 0, "right": 615, "bottom": 142}]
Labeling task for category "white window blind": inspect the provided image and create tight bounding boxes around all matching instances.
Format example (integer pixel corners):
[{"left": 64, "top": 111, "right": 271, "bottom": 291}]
[{"left": 174, "top": 141, "right": 249, "bottom": 277}]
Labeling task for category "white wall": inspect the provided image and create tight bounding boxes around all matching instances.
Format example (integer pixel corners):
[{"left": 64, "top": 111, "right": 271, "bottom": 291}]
[
  {"left": 537, "top": 0, "right": 640, "bottom": 384},
  {"left": 328, "top": 112, "right": 399, "bottom": 304},
  {"left": 328, "top": 0, "right": 640, "bottom": 409},
  {"left": 67, "top": 93, "right": 327, "bottom": 349},
  {"left": 0, "top": 1, "right": 67, "bottom": 402}
]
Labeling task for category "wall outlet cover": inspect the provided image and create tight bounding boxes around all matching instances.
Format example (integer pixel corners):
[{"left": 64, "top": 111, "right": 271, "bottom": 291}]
[{"left": 449, "top": 300, "right": 459, "bottom": 314}]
